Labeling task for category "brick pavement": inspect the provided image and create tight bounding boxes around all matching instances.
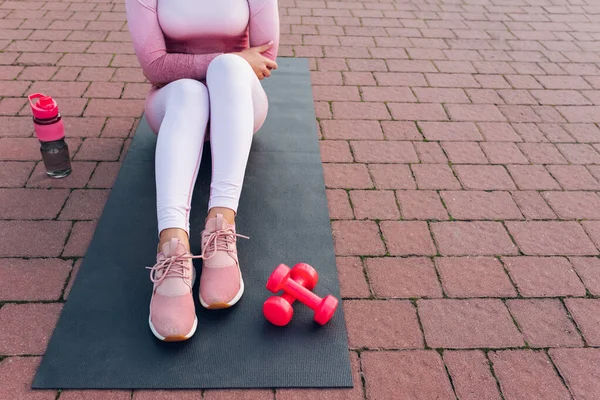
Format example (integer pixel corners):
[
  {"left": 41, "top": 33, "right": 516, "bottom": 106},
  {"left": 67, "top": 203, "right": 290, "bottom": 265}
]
[{"left": 1, "top": 0, "right": 600, "bottom": 398}]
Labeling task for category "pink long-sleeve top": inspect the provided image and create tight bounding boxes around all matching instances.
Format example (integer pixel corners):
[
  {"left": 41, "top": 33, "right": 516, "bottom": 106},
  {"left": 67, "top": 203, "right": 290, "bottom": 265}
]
[{"left": 125, "top": 0, "right": 280, "bottom": 87}]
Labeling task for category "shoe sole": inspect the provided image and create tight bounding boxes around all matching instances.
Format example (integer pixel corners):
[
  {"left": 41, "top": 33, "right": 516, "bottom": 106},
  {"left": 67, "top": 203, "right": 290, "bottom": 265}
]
[
  {"left": 148, "top": 267, "right": 198, "bottom": 342},
  {"left": 199, "top": 270, "right": 245, "bottom": 310},
  {"left": 149, "top": 315, "right": 198, "bottom": 342}
]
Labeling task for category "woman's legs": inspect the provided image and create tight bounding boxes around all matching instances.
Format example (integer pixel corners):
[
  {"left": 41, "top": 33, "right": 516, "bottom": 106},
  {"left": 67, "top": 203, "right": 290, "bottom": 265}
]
[
  {"left": 147, "top": 79, "right": 211, "bottom": 246},
  {"left": 145, "top": 78, "right": 209, "bottom": 340},
  {"left": 199, "top": 54, "right": 268, "bottom": 308},
  {"left": 206, "top": 53, "right": 268, "bottom": 219}
]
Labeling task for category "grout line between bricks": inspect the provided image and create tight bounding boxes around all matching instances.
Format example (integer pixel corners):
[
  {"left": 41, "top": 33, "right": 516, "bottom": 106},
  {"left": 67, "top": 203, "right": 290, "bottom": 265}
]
[
  {"left": 430, "top": 255, "right": 448, "bottom": 298},
  {"left": 411, "top": 298, "right": 430, "bottom": 350},
  {"left": 545, "top": 348, "right": 575, "bottom": 399},
  {"left": 358, "top": 255, "right": 375, "bottom": 299},
  {"left": 438, "top": 349, "right": 459, "bottom": 400},
  {"left": 502, "top": 297, "right": 530, "bottom": 348},
  {"left": 484, "top": 350, "right": 507, "bottom": 400},
  {"left": 495, "top": 256, "right": 523, "bottom": 298},
  {"left": 357, "top": 350, "right": 368, "bottom": 400},
  {"left": 559, "top": 297, "right": 589, "bottom": 347}
]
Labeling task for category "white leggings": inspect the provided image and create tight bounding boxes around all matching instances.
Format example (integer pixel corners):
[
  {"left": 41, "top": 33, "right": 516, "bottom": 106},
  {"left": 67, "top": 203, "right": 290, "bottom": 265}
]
[{"left": 145, "top": 54, "right": 269, "bottom": 236}]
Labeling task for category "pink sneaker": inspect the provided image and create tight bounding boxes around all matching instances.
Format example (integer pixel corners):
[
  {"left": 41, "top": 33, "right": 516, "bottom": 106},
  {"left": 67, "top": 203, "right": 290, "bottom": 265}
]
[
  {"left": 147, "top": 238, "right": 200, "bottom": 341},
  {"left": 199, "top": 214, "right": 248, "bottom": 309}
]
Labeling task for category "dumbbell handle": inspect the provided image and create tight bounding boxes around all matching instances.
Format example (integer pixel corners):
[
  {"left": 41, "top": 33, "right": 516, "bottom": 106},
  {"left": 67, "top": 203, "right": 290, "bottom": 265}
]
[
  {"left": 280, "top": 274, "right": 308, "bottom": 305},
  {"left": 280, "top": 276, "right": 323, "bottom": 310}
]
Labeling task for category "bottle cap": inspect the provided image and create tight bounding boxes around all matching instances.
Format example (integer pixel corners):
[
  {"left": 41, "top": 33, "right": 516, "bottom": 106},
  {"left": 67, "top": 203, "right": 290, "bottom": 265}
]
[{"left": 28, "top": 93, "right": 59, "bottom": 119}]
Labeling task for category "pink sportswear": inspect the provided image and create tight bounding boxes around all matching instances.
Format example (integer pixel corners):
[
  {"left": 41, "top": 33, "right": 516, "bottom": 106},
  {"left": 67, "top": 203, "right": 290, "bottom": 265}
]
[
  {"left": 126, "top": 0, "right": 279, "bottom": 86},
  {"left": 125, "top": 0, "right": 280, "bottom": 235}
]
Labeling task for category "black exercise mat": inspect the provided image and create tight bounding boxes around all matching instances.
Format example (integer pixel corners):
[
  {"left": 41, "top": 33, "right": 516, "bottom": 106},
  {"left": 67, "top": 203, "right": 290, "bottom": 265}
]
[{"left": 33, "top": 58, "right": 352, "bottom": 389}]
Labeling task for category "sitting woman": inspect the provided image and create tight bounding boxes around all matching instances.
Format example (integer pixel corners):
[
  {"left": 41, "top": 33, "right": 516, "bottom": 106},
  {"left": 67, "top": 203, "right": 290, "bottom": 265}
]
[{"left": 125, "top": 0, "right": 280, "bottom": 341}]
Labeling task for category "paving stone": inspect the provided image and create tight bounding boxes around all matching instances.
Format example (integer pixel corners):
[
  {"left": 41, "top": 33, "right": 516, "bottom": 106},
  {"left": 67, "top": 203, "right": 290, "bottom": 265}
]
[
  {"left": 503, "top": 256, "right": 586, "bottom": 297},
  {"left": 320, "top": 120, "right": 383, "bottom": 140},
  {"left": 543, "top": 191, "right": 600, "bottom": 219},
  {"left": 326, "top": 189, "right": 353, "bottom": 220},
  {"left": 369, "top": 164, "right": 415, "bottom": 189},
  {"left": 569, "top": 257, "right": 600, "bottom": 296},
  {"left": 507, "top": 299, "right": 583, "bottom": 347},
  {"left": 0, "top": 303, "right": 62, "bottom": 355},
  {"left": 367, "top": 257, "right": 442, "bottom": 298},
  {"left": 351, "top": 140, "right": 418, "bottom": 163},
  {"left": 276, "top": 352, "right": 363, "bottom": 400},
  {"left": 549, "top": 348, "right": 600, "bottom": 400},
  {"left": 557, "top": 143, "right": 600, "bottom": 164},
  {"left": 26, "top": 162, "right": 96, "bottom": 189},
  {"left": 506, "top": 222, "right": 598, "bottom": 255},
  {"left": 518, "top": 143, "right": 568, "bottom": 164},
  {"left": 349, "top": 190, "right": 400, "bottom": 220},
  {"left": 323, "top": 164, "right": 372, "bottom": 189},
  {"left": 59, "top": 189, "right": 109, "bottom": 220},
  {"left": 435, "top": 257, "right": 516, "bottom": 298},
  {"left": 381, "top": 121, "right": 422, "bottom": 140},
  {"left": 331, "top": 221, "right": 385, "bottom": 256},
  {"left": 481, "top": 142, "right": 529, "bottom": 164},
  {"left": 511, "top": 191, "right": 557, "bottom": 220},
  {"left": 432, "top": 222, "right": 518, "bottom": 256},
  {"left": 62, "top": 220, "right": 97, "bottom": 257},
  {"left": 75, "top": 138, "right": 123, "bottom": 161},
  {"left": 454, "top": 165, "right": 516, "bottom": 190},
  {"left": 443, "top": 350, "right": 502, "bottom": 400},
  {"left": 411, "top": 164, "right": 461, "bottom": 190},
  {"left": 60, "top": 390, "right": 132, "bottom": 399},
  {"left": 478, "top": 122, "right": 522, "bottom": 141},
  {"left": 0, "top": 357, "right": 56, "bottom": 400},
  {"left": 0, "top": 258, "right": 71, "bottom": 301},
  {"left": 87, "top": 162, "right": 121, "bottom": 188},
  {"left": 362, "top": 351, "right": 455, "bottom": 400},
  {"left": 380, "top": 221, "right": 436, "bottom": 256},
  {"left": 396, "top": 190, "right": 449, "bottom": 220},
  {"left": 0, "top": 161, "right": 35, "bottom": 187},
  {"left": 419, "top": 122, "right": 483, "bottom": 141},
  {"left": 0, "top": 220, "right": 71, "bottom": 257},
  {"left": 441, "top": 191, "right": 523, "bottom": 220},
  {"left": 564, "top": 299, "right": 600, "bottom": 346},
  {"left": 336, "top": 257, "right": 370, "bottom": 298},
  {"left": 548, "top": 165, "right": 600, "bottom": 190},
  {"left": 441, "top": 142, "right": 488, "bottom": 164},
  {"left": 133, "top": 391, "right": 202, "bottom": 399},
  {"left": 203, "top": 390, "right": 273, "bottom": 400},
  {"left": 490, "top": 350, "right": 571, "bottom": 400},
  {"left": 0, "top": 188, "right": 69, "bottom": 219},
  {"left": 506, "top": 165, "right": 560, "bottom": 190},
  {"left": 344, "top": 300, "right": 423, "bottom": 349},
  {"left": 418, "top": 299, "right": 524, "bottom": 348},
  {"left": 413, "top": 142, "right": 447, "bottom": 164}
]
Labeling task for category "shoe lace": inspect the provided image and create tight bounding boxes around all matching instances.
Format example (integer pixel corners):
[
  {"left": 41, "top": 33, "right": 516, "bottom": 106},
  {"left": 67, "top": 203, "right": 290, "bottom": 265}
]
[
  {"left": 201, "top": 227, "right": 249, "bottom": 260},
  {"left": 146, "top": 253, "right": 203, "bottom": 285}
]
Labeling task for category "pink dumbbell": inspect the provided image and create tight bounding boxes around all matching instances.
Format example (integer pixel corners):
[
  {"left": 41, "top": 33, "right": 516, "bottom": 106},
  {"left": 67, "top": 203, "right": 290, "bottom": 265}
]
[{"left": 264, "top": 263, "right": 338, "bottom": 326}]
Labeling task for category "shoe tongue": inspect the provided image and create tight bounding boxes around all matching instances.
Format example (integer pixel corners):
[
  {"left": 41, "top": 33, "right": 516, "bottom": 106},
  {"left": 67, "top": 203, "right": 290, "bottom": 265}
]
[
  {"left": 162, "top": 237, "right": 187, "bottom": 258},
  {"left": 204, "top": 214, "right": 236, "bottom": 268},
  {"left": 205, "top": 214, "right": 233, "bottom": 232},
  {"left": 156, "top": 238, "right": 190, "bottom": 296}
]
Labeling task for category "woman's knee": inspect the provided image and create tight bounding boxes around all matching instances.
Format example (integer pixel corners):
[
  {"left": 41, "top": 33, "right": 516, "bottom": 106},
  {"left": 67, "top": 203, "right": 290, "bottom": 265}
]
[
  {"left": 166, "top": 78, "right": 209, "bottom": 105},
  {"left": 207, "top": 54, "right": 252, "bottom": 83}
]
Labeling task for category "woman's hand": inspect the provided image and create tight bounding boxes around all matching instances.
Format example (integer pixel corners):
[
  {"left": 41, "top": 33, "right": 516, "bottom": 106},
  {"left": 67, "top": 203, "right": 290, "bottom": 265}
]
[{"left": 232, "top": 41, "right": 278, "bottom": 80}]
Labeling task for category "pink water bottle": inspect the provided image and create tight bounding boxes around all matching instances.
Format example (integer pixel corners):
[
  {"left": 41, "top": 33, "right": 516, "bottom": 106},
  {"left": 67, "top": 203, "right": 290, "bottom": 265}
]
[{"left": 28, "top": 93, "right": 72, "bottom": 178}]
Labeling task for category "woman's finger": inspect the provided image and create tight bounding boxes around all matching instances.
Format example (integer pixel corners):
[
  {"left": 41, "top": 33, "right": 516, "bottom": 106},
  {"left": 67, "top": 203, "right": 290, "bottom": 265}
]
[
  {"left": 262, "top": 67, "right": 271, "bottom": 78},
  {"left": 253, "top": 41, "right": 274, "bottom": 54},
  {"left": 265, "top": 58, "right": 278, "bottom": 70}
]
